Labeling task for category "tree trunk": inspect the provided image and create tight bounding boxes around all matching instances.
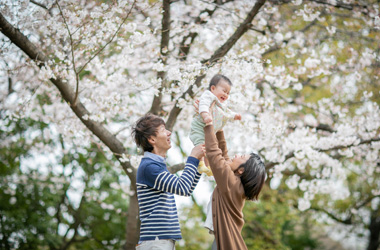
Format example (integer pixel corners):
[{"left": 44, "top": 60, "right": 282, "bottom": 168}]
[
  {"left": 124, "top": 192, "right": 140, "bottom": 250},
  {"left": 149, "top": 0, "right": 171, "bottom": 115},
  {"left": 367, "top": 209, "right": 380, "bottom": 250}
]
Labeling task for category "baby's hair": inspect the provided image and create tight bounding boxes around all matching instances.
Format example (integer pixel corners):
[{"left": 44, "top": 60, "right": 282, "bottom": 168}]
[{"left": 208, "top": 74, "right": 232, "bottom": 90}]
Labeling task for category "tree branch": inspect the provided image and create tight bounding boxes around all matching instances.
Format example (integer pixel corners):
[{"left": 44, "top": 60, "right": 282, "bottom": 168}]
[
  {"left": 199, "top": 0, "right": 265, "bottom": 35},
  {"left": 265, "top": 137, "right": 380, "bottom": 170},
  {"left": 149, "top": 0, "right": 171, "bottom": 115},
  {"left": 56, "top": 0, "right": 80, "bottom": 107},
  {"left": 0, "top": 11, "right": 135, "bottom": 167},
  {"left": 30, "top": 0, "right": 48, "bottom": 10},
  {"left": 155, "top": 1, "right": 236, "bottom": 115},
  {"left": 166, "top": 0, "right": 266, "bottom": 130},
  {"left": 202, "top": 0, "right": 266, "bottom": 66},
  {"left": 270, "top": 0, "right": 371, "bottom": 16},
  {"left": 168, "top": 163, "right": 185, "bottom": 174},
  {"left": 7, "top": 72, "right": 13, "bottom": 95},
  {"left": 263, "top": 18, "right": 318, "bottom": 56},
  {"left": 320, "top": 137, "right": 380, "bottom": 152},
  {"left": 266, "top": 80, "right": 335, "bottom": 121},
  {"left": 178, "top": 1, "right": 223, "bottom": 61},
  {"left": 265, "top": 151, "right": 295, "bottom": 170},
  {"left": 307, "top": 123, "right": 336, "bottom": 133},
  {"left": 310, "top": 206, "right": 352, "bottom": 224},
  {"left": 355, "top": 195, "right": 380, "bottom": 210},
  {"left": 307, "top": 0, "right": 370, "bottom": 15},
  {"left": 77, "top": 1, "right": 137, "bottom": 75},
  {"left": 3, "top": 13, "right": 130, "bottom": 163},
  {"left": 327, "top": 25, "right": 378, "bottom": 43},
  {"left": 134, "top": 4, "right": 155, "bottom": 31}
]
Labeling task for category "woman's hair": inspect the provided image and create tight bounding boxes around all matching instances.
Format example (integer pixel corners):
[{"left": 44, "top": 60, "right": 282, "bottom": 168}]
[
  {"left": 237, "top": 153, "right": 266, "bottom": 201},
  {"left": 131, "top": 113, "right": 165, "bottom": 152},
  {"left": 208, "top": 74, "right": 232, "bottom": 90}
]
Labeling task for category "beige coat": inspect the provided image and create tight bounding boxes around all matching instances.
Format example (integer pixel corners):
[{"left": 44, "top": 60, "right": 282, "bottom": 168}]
[{"left": 204, "top": 125, "right": 247, "bottom": 250}]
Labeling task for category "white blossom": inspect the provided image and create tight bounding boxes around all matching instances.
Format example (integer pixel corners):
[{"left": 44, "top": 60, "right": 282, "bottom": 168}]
[
  {"left": 326, "top": 26, "right": 336, "bottom": 34},
  {"left": 298, "top": 198, "right": 311, "bottom": 211},
  {"left": 304, "top": 57, "right": 321, "bottom": 68},
  {"left": 286, "top": 175, "right": 300, "bottom": 189}
]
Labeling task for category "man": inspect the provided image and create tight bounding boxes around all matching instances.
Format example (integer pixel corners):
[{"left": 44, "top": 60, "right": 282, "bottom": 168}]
[{"left": 132, "top": 113, "right": 204, "bottom": 250}]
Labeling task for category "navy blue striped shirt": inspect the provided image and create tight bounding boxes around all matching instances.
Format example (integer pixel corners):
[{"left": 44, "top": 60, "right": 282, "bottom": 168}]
[{"left": 136, "top": 152, "right": 201, "bottom": 242}]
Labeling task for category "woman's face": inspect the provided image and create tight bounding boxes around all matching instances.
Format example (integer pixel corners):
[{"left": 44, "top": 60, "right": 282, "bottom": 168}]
[{"left": 229, "top": 154, "right": 250, "bottom": 172}]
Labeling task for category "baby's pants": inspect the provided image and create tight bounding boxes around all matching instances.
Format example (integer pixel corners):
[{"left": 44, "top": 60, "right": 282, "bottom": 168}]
[{"left": 189, "top": 118, "right": 205, "bottom": 146}]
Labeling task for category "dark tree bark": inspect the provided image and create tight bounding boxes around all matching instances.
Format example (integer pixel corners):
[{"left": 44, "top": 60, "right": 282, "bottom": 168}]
[
  {"left": 367, "top": 209, "right": 380, "bottom": 250},
  {"left": 149, "top": 0, "right": 171, "bottom": 115}
]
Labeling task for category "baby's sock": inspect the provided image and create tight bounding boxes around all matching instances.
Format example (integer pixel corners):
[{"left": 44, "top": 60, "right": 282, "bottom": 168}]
[{"left": 198, "top": 161, "right": 212, "bottom": 176}]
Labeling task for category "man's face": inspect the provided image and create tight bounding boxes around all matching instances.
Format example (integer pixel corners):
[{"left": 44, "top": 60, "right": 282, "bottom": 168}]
[{"left": 152, "top": 124, "right": 172, "bottom": 152}]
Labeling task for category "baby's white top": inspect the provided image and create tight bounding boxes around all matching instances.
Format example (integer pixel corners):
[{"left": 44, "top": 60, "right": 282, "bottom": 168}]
[{"left": 198, "top": 90, "right": 223, "bottom": 114}]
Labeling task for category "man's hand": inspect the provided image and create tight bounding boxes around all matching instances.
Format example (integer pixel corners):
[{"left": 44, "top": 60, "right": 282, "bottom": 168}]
[
  {"left": 234, "top": 114, "right": 242, "bottom": 120},
  {"left": 201, "top": 112, "right": 213, "bottom": 123},
  {"left": 190, "top": 144, "right": 205, "bottom": 160}
]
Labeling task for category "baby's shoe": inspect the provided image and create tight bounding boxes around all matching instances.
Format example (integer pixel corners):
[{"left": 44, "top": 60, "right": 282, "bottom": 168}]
[
  {"left": 205, "top": 166, "right": 213, "bottom": 177},
  {"left": 198, "top": 161, "right": 214, "bottom": 176},
  {"left": 198, "top": 161, "right": 210, "bottom": 173}
]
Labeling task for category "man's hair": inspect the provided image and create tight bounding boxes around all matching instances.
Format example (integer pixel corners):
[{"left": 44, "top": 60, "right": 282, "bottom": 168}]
[
  {"left": 208, "top": 74, "right": 232, "bottom": 90},
  {"left": 131, "top": 113, "right": 165, "bottom": 152},
  {"left": 237, "top": 153, "right": 266, "bottom": 201}
]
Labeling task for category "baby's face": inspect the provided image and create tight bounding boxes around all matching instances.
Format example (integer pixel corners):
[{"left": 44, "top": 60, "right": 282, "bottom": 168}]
[{"left": 211, "top": 80, "right": 231, "bottom": 103}]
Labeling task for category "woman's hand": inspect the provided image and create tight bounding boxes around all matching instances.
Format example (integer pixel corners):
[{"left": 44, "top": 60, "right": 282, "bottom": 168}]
[
  {"left": 201, "top": 112, "right": 213, "bottom": 123},
  {"left": 193, "top": 99, "right": 200, "bottom": 114}
]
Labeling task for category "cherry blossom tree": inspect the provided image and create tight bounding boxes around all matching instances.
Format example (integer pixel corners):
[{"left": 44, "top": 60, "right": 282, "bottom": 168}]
[{"left": 1, "top": 0, "right": 379, "bottom": 249}]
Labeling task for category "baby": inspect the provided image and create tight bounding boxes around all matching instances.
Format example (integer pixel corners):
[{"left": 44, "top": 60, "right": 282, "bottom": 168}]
[{"left": 189, "top": 74, "right": 241, "bottom": 175}]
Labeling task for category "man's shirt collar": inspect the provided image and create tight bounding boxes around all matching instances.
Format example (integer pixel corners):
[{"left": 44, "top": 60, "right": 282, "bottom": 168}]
[{"left": 143, "top": 151, "right": 166, "bottom": 164}]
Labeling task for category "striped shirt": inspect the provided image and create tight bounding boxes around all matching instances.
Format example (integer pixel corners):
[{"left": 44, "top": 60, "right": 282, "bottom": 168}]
[{"left": 136, "top": 152, "right": 201, "bottom": 242}]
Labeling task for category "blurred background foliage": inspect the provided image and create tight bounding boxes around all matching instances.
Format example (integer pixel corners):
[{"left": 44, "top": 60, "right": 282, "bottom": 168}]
[{"left": 0, "top": 116, "right": 128, "bottom": 249}]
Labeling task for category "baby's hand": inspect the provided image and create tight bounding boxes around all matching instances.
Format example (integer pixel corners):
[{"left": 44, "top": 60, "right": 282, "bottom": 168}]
[
  {"left": 234, "top": 114, "right": 242, "bottom": 120},
  {"left": 201, "top": 112, "right": 213, "bottom": 124}
]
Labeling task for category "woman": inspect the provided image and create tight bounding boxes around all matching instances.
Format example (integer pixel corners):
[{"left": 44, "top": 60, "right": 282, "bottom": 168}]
[{"left": 203, "top": 123, "right": 266, "bottom": 250}]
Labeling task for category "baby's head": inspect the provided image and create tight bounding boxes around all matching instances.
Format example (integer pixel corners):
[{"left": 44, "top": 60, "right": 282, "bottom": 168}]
[{"left": 208, "top": 74, "right": 232, "bottom": 103}]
